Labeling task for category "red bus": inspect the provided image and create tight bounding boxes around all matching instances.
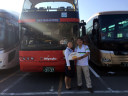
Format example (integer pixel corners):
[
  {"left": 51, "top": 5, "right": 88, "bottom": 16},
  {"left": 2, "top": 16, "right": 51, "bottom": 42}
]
[{"left": 19, "top": 0, "right": 81, "bottom": 72}]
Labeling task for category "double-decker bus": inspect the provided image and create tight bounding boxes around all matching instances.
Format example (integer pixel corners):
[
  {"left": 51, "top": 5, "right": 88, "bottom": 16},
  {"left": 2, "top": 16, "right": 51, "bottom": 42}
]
[
  {"left": 19, "top": 0, "right": 81, "bottom": 72},
  {"left": 85, "top": 11, "right": 128, "bottom": 67},
  {"left": 0, "top": 9, "right": 19, "bottom": 69}
]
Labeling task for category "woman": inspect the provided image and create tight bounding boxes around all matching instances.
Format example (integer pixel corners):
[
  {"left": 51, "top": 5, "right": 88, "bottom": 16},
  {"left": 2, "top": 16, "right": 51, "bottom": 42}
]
[{"left": 64, "top": 41, "right": 75, "bottom": 90}]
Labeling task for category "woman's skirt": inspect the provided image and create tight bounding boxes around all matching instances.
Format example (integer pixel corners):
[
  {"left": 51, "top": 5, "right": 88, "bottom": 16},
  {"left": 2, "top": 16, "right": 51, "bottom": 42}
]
[{"left": 65, "top": 61, "right": 75, "bottom": 78}]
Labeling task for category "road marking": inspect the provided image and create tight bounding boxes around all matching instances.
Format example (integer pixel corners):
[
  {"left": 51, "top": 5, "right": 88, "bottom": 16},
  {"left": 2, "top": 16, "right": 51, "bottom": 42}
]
[
  {"left": 1, "top": 90, "right": 128, "bottom": 95},
  {"left": 0, "top": 92, "right": 58, "bottom": 95},
  {"left": 1, "top": 73, "right": 29, "bottom": 94},
  {"left": 89, "top": 66, "right": 113, "bottom": 92},
  {"left": 49, "top": 86, "right": 54, "bottom": 92},
  {"left": 62, "top": 90, "right": 128, "bottom": 94},
  {"left": 0, "top": 70, "right": 19, "bottom": 83},
  {"left": 89, "top": 66, "right": 100, "bottom": 77},
  {"left": 58, "top": 73, "right": 63, "bottom": 96}
]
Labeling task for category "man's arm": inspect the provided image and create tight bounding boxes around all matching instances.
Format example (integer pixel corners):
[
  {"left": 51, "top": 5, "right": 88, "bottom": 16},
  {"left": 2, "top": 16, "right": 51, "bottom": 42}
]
[{"left": 77, "top": 52, "right": 90, "bottom": 60}]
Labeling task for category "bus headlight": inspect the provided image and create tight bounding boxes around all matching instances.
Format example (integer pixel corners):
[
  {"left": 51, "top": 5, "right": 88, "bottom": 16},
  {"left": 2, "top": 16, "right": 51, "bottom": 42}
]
[
  {"left": 31, "top": 57, "right": 34, "bottom": 60},
  {"left": 22, "top": 57, "right": 34, "bottom": 61},
  {"left": 102, "top": 58, "right": 111, "bottom": 62},
  {"left": 27, "top": 57, "right": 30, "bottom": 60},
  {"left": 23, "top": 57, "right": 26, "bottom": 60}
]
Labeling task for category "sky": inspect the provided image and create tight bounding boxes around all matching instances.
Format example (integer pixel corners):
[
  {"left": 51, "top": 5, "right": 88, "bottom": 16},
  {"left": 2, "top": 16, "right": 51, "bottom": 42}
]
[
  {"left": 0, "top": 0, "right": 128, "bottom": 22},
  {"left": 0, "top": 0, "right": 24, "bottom": 13},
  {"left": 79, "top": 0, "right": 128, "bottom": 22}
]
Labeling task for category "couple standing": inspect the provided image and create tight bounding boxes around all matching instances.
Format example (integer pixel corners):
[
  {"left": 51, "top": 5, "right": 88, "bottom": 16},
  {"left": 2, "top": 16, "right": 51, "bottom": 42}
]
[{"left": 64, "top": 37, "right": 93, "bottom": 93}]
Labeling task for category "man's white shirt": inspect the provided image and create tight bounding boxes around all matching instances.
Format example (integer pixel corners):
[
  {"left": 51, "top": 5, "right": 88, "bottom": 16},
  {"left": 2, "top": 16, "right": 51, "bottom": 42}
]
[{"left": 75, "top": 44, "right": 90, "bottom": 66}]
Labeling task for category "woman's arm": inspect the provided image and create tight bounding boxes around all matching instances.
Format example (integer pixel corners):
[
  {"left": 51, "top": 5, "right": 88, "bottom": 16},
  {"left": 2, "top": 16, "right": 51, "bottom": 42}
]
[{"left": 65, "top": 50, "right": 70, "bottom": 67}]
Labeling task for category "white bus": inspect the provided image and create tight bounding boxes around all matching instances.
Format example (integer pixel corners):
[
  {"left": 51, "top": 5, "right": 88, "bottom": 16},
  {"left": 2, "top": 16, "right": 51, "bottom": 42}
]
[
  {"left": 0, "top": 9, "right": 19, "bottom": 69},
  {"left": 86, "top": 11, "right": 128, "bottom": 67}
]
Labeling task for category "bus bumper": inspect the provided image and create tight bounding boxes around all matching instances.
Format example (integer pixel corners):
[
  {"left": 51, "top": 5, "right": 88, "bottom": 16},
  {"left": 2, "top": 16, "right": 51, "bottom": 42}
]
[{"left": 20, "top": 61, "right": 65, "bottom": 72}]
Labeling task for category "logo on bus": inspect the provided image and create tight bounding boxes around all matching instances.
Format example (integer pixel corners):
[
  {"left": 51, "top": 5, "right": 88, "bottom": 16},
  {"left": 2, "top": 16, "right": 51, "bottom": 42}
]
[
  {"left": 40, "top": 57, "right": 57, "bottom": 61},
  {"left": 37, "top": 19, "right": 59, "bottom": 22},
  {"left": 61, "top": 12, "right": 67, "bottom": 18}
]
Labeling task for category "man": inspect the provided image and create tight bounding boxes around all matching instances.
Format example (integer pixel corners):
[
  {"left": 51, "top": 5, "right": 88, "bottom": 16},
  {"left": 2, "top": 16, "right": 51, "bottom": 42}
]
[{"left": 74, "top": 37, "right": 93, "bottom": 93}]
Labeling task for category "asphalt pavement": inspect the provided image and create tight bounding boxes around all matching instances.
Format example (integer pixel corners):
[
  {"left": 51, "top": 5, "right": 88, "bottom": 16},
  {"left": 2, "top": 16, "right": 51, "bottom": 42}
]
[{"left": 0, "top": 63, "right": 128, "bottom": 96}]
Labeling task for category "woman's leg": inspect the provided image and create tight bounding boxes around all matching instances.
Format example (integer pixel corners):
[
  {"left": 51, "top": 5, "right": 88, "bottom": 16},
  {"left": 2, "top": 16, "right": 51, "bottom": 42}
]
[
  {"left": 65, "top": 76, "right": 69, "bottom": 89},
  {"left": 68, "top": 77, "right": 71, "bottom": 88}
]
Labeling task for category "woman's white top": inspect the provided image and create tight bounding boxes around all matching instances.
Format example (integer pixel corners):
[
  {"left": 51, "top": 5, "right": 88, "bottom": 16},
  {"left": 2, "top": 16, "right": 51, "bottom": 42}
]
[{"left": 64, "top": 47, "right": 73, "bottom": 66}]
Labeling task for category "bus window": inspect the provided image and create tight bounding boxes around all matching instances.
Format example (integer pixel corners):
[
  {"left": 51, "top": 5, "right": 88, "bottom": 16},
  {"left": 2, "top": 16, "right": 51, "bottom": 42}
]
[
  {"left": 117, "top": 33, "right": 123, "bottom": 38},
  {"left": 108, "top": 24, "right": 115, "bottom": 31},
  {"left": 100, "top": 15, "right": 128, "bottom": 40},
  {"left": 23, "top": 0, "right": 76, "bottom": 12},
  {"left": 0, "top": 23, "right": 5, "bottom": 41},
  {"left": 118, "top": 19, "right": 128, "bottom": 39},
  {"left": 35, "top": 2, "right": 74, "bottom": 12},
  {"left": 0, "top": 17, "right": 5, "bottom": 49},
  {"left": 0, "top": 24, "right": 5, "bottom": 49},
  {"left": 67, "top": 6, "right": 74, "bottom": 11},
  {"left": 21, "top": 23, "right": 78, "bottom": 50},
  {"left": 101, "top": 28, "right": 106, "bottom": 32},
  {"left": 0, "top": 17, "right": 4, "bottom": 22},
  {"left": 23, "top": 0, "right": 32, "bottom": 10}
]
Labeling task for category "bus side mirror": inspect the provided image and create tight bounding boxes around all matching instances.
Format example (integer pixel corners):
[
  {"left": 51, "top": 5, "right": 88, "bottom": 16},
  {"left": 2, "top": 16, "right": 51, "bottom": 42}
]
[
  {"left": 82, "top": 26, "right": 86, "bottom": 36},
  {"left": 79, "top": 20, "right": 86, "bottom": 27},
  {"left": 81, "top": 20, "right": 86, "bottom": 25},
  {"left": 92, "top": 19, "right": 99, "bottom": 35},
  {"left": 79, "top": 20, "right": 86, "bottom": 36},
  {"left": 93, "top": 19, "right": 99, "bottom": 30}
]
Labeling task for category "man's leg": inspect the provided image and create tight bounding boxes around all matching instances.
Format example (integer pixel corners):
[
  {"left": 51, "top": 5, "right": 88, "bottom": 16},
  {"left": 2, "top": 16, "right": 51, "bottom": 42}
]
[
  {"left": 82, "top": 66, "right": 92, "bottom": 88},
  {"left": 76, "top": 66, "right": 82, "bottom": 86}
]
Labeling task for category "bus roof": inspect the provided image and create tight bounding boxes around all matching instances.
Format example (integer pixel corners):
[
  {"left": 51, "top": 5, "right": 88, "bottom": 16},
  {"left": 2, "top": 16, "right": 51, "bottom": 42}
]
[
  {"left": 0, "top": 9, "right": 19, "bottom": 19},
  {"left": 86, "top": 11, "right": 128, "bottom": 23},
  {"left": 30, "top": 0, "right": 74, "bottom": 7},
  {"left": 98, "top": 11, "right": 128, "bottom": 15}
]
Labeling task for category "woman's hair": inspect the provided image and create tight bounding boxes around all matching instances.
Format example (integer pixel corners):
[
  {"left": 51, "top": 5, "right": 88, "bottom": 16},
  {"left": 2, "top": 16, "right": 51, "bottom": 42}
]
[
  {"left": 67, "top": 41, "right": 72, "bottom": 44},
  {"left": 77, "top": 37, "right": 84, "bottom": 42}
]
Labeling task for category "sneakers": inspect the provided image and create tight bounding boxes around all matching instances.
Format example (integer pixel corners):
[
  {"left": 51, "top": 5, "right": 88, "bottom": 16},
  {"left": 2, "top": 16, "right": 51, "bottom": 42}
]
[
  {"left": 77, "top": 86, "right": 93, "bottom": 93},
  {"left": 66, "top": 87, "right": 72, "bottom": 90},
  {"left": 77, "top": 86, "right": 82, "bottom": 90},
  {"left": 87, "top": 88, "right": 93, "bottom": 93}
]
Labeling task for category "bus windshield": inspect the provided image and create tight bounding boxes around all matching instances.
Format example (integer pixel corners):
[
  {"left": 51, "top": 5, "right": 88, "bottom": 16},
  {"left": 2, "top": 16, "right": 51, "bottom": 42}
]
[
  {"left": 99, "top": 14, "right": 128, "bottom": 51},
  {"left": 21, "top": 23, "right": 78, "bottom": 50},
  {"left": 100, "top": 14, "right": 128, "bottom": 41}
]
